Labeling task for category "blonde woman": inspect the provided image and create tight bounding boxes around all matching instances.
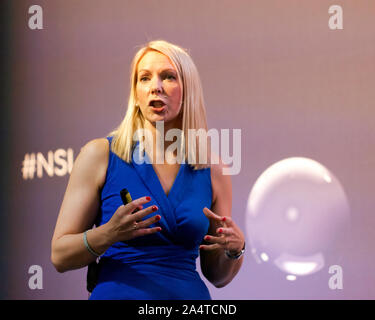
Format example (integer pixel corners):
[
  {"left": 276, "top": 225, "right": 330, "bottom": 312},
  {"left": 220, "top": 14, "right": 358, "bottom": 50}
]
[{"left": 51, "top": 40, "right": 245, "bottom": 299}]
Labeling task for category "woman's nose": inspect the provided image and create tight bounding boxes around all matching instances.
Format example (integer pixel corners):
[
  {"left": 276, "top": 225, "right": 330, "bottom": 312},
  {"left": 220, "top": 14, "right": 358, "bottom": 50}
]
[{"left": 150, "top": 77, "right": 163, "bottom": 94}]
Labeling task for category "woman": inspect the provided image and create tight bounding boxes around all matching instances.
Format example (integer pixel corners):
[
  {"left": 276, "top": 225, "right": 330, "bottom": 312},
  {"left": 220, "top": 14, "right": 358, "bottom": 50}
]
[{"left": 51, "top": 40, "right": 245, "bottom": 299}]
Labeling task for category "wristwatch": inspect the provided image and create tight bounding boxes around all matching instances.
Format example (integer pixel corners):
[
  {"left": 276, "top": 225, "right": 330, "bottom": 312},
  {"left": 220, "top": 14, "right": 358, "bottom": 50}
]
[{"left": 225, "top": 242, "right": 245, "bottom": 260}]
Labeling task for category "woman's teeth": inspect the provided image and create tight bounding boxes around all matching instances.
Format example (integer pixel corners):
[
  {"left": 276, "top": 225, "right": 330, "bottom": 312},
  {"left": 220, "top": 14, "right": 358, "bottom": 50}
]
[{"left": 153, "top": 102, "right": 164, "bottom": 107}]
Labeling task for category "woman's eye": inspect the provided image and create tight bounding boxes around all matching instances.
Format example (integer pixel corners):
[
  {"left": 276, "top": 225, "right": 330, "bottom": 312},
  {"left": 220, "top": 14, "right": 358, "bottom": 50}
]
[{"left": 139, "top": 74, "right": 176, "bottom": 82}]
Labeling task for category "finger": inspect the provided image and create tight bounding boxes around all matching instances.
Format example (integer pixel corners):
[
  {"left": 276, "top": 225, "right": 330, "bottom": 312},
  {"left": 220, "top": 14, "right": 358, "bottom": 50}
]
[
  {"left": 216, "top": 227, "right": 233, "bottom": 236},
  {"left": 124, "top": 196, "right": 152, "bottom": 214},
  {"left": 204, "top": 235, "right": 227, "bottom": 245},
  {"left": 132, "top": 205, "right": 143, "bottom": 213},
  {"left": 203, "top": 207, "right": 224, "bottom": 222},
  {"left": 199, "top": 243, "right": 221, "bottom": 251},
  {"left": 221, "top": 216, "right": 234, "bottom": 227},
  {"left": 133, "top": 226, "right": 162, "bottom": 238},
  {"left": 132, "top": 205, "right": 158, "bottom": 221},
  {"left": 136, "top": 213, "right": 161, "bottom": 229}
]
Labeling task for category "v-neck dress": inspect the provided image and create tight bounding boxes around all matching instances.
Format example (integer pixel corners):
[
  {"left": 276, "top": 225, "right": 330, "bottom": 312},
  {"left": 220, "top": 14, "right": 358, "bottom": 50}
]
[{"left": 89, "top": 136, "right": 212, "bottom": 300}]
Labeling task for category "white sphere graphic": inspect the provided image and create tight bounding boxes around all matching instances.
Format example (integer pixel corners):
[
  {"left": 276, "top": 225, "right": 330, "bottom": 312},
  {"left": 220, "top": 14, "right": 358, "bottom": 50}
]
[{"left": 246, "top": 157, "right": 350, "bottom": 279}]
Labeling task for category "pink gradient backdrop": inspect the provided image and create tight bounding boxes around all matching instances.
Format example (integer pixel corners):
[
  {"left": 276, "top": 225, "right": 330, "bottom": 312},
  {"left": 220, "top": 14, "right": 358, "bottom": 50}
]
[{"left": 6, "top": 0, "right": 375, "bottom": 299}]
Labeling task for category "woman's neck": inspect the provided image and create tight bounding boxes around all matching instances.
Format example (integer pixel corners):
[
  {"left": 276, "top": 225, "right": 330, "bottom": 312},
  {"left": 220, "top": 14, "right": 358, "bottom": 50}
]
[{"left": 143, "top": 119, "right": 183, "bottom": 165}]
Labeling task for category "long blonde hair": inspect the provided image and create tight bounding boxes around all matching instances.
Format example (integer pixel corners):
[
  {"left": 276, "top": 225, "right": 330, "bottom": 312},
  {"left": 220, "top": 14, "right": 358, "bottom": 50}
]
[{"left": 108, "top": 40, "right": 209, "bottom": 169}]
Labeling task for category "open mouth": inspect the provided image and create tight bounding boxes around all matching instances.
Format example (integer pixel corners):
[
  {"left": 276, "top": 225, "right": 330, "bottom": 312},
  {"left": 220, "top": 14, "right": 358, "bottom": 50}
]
[{"left": 149, "top": 100, "right": 166, "bottom": 112}]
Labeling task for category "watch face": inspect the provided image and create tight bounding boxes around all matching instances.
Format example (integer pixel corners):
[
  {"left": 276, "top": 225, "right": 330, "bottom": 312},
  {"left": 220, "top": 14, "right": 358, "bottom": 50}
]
[{"left": 225, "top": 247, "right": 245, "bottom": 259}]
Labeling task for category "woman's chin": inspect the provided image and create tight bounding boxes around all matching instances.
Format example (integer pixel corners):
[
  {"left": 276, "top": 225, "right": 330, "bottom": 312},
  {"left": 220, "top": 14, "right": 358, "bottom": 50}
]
[
  {"left": 148, "top": 114, "right": 166, "bottom": 123},
  {"left": 143, "top": 111, "right": 181, "bottom": 128}
]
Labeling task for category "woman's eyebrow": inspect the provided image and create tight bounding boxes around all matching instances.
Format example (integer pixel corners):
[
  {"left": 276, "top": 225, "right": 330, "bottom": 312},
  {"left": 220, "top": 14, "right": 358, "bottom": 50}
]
[
  {"left": 138, "top": 69, "right": 150, "bottom": 74},
  {"left": 138, "top": 68, "right": 177, "bottom": 74}
]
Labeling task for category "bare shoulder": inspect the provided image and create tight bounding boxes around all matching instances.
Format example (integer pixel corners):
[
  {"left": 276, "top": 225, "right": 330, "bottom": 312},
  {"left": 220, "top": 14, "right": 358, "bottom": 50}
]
[
  {"left": 210, "top": 157, "right": 232, "bottom": 205},
  {"left": 80, "top": 138, "right": 109, "bottom": 157},
  {"left": 210, "top": 154, "right": 232, "bottom": 183},
  {"left": 74, "top": 137, "right": 109, "bottom": 189}
]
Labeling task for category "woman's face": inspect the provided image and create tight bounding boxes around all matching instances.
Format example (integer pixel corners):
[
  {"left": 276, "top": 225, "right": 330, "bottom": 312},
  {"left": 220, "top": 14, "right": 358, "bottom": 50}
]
[{"left": 136, "top": 50, "right": 183, "bottom": 127}]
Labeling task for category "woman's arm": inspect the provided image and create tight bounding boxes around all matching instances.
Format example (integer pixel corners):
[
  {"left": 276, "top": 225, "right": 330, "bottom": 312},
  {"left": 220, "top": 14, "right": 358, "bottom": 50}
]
[
  {"left": 199, "top": 162, "right": 245, "bottom": 288},
  {"left": 51, "top": 138, "right": 162, "bottom": 273},
  {"left": 51, "top": 138, "right": 112, "bottom": 272}
]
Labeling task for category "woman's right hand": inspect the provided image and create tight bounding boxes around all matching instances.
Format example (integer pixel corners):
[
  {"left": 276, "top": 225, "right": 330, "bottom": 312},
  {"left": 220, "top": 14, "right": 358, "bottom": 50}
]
[{"left": 105, "top": 196, "right": 162, "bottom": 243}]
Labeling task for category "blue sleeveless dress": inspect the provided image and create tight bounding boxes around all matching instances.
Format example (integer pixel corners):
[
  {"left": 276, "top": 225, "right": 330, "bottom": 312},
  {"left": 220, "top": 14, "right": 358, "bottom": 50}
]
[{"left": 89, "top": 136, "right": 212, "bottom": 300}]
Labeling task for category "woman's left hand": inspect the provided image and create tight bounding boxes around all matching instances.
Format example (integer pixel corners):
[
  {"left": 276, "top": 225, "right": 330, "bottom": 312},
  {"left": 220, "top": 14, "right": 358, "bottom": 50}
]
[{"left": 200, "top": 207, "right": 245, "bottom": 255}]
